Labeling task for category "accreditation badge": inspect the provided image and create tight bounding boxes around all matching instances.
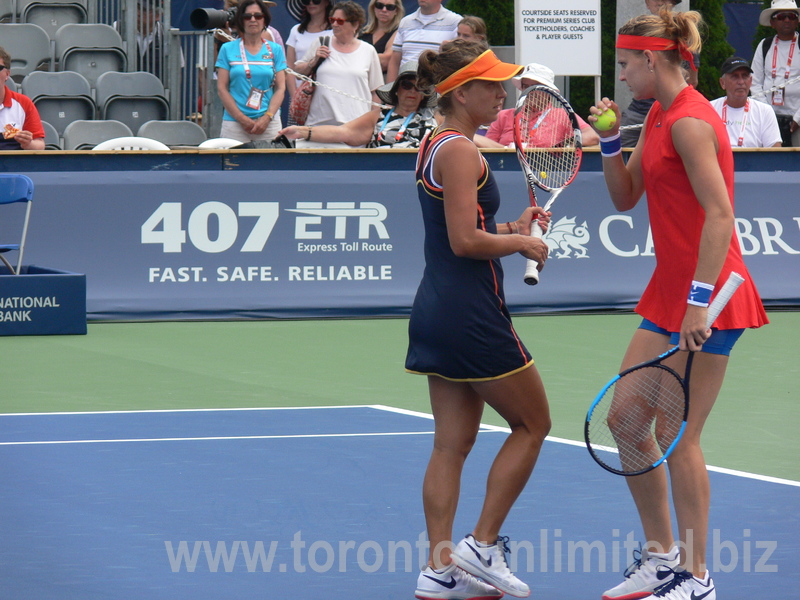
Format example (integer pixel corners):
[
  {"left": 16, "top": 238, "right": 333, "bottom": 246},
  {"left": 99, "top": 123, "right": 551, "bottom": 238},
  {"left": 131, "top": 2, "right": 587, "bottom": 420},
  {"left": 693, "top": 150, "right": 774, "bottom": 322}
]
[{"left": 246, "top": 86, "right": 264, "bottom": 110}]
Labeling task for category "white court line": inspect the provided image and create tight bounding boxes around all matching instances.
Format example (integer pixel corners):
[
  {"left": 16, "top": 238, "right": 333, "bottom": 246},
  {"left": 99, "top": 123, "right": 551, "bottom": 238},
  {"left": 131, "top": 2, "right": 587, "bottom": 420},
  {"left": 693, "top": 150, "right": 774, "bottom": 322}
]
[
  {"left": 370, "top": 405, "right": 800, "bottom": 487},
  {"left": 0, "top": 430, "right": 438, "bottom": 446},
  {"left": 2, "top": 404, "right": 798, "bottom": 488}
]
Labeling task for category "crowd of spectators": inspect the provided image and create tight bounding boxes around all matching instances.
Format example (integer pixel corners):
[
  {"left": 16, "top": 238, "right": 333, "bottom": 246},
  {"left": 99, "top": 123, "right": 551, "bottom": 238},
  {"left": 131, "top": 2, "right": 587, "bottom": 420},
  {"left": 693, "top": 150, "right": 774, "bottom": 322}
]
[{"left": 1, "top": 0, "right": 798, "bottom": 150}]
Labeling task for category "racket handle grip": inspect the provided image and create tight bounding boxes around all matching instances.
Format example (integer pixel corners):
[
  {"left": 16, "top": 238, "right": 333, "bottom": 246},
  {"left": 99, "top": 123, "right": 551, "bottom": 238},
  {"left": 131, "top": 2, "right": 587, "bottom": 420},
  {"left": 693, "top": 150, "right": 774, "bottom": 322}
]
[
  {"left": 705, "top": 272, "right": 745, "bottom": 328},
  {"left": 523, "top": 222, "right": 544, "bottom": 286}
]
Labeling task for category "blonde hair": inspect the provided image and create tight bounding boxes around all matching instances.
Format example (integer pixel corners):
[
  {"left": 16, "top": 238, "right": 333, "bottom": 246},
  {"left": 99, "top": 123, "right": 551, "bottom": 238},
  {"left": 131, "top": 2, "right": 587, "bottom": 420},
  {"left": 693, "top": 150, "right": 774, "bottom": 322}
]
[
  {"left": 417, "top": 39, "right": 487, "bottom": 115},
  {"left": 620, "top": 8, "right": 704, "bottom": 65},
  {"left": 458, "top": 16, "right": 487, "bottom": 41},
  {"left": 362, "top": 0, "right": 404, "bottom": 36}
]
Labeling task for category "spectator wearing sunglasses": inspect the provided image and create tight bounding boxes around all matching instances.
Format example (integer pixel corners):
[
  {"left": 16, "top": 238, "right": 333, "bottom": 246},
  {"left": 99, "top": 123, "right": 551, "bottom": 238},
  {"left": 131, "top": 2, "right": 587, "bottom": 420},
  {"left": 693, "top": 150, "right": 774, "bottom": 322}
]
[
  {"left": 280, "top": 60, "right": 437, "bottom": 148},
  {"left": 752, "top": 0, "right": 800, "bottom": 146},
  {"left": 286, "top": 0, "right": 332, "bottom": 110},
  {"left": 360, "top": 0, "right": 404, "bottom": 78},
  {"left": 387, "top": 0, "right": 461, "bottom": 83},
  {"left": 216, "top": 0, "right": 287, "bottom": 142},
  {"left": 0, "top": 47, "right": 45, "bottom": 150},
  {"left": 294, "top": 1, "right": 383, "bottom": 142}
]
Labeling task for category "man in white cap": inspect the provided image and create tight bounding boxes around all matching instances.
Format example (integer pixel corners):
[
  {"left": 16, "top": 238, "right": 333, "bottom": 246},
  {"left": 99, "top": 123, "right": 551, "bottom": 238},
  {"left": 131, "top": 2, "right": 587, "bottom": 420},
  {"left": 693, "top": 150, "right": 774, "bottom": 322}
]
[
  {"left": 751, "top": 0, "right": 800, "bottom": 146},
  {"left": 711, "top": 56, "right": 782, "bottom": 148},
  {"left": 481, "top": 62, "right": 599, "bottom": 147}
]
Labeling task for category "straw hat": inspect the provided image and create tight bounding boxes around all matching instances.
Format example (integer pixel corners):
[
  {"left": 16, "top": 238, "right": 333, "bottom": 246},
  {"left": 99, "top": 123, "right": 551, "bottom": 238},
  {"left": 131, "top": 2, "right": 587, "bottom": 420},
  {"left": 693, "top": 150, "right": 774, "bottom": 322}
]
[
  {"left": 512, "top": 63, "right": 558, "bottom": 92},
  {"left": 759, "top": 0, "right": 799, "bottom": 26},
  {"left": 375, "top": 61, "right": 437, "bottom": 108},
  {"left": 287, "top": 0, "right": 308, "bottom": 21}
]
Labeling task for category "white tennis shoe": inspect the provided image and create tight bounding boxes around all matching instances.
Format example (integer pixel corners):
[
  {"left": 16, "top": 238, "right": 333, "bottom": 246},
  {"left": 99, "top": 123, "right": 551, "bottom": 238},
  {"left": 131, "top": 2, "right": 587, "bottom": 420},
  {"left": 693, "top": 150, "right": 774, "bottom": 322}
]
[
  {"left": 602, "top": 546, "right": 680, "bottom": 599},
  {"left": 451, "top": 534, "right": 530, "bottom": 598},
  {"left": 642, "top": 568, "right": 716, "bottom": 600},
  {"left": 415, "top": 562, "right": 504, "bottom": 600}
]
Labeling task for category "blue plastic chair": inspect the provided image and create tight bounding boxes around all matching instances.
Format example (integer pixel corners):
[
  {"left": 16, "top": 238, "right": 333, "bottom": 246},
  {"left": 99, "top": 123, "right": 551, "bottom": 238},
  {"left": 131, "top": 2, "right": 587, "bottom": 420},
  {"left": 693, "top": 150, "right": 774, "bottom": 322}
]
[{"left": 0, "top": 174, "right": 34, "bottom": 275}]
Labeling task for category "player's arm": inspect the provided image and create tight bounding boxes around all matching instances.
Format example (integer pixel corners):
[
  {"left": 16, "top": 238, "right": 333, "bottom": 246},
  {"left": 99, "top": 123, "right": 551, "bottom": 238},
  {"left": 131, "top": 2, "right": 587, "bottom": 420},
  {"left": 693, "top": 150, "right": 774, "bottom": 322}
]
[
  {"left": 591, "top": 98, "right": 645, "bottom": 212},
  {"left": 672, "top": 116, "right": 735, "bottom": 351},
  {"left": 437, "top": 137, "right": 548, "bottom": 263}
]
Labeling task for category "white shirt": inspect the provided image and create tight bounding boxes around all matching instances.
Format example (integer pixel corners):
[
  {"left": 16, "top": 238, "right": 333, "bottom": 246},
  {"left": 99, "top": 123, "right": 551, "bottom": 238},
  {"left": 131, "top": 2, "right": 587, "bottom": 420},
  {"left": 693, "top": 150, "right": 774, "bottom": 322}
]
[
  {"left": 751, "top": 34, "right": 800, "bottom": 123},
  {"left": 391, "top": 6, "right": 461, "bottom": 65},
  {"left": 287, "top": 26, "right": 330, "bottom": 66},
  {"left": 710, "top": 96, "right": 783, "bottom": 148},
  {"left": 301, "top": 39, "right": 383, "bottom": 130}
]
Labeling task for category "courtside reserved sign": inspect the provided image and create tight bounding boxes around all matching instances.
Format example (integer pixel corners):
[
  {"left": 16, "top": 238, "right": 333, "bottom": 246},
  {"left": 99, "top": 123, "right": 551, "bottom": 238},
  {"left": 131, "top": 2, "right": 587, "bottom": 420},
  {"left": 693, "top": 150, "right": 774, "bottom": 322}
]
[{"left": 515, "top": 0, "right": 602, "bottom": 77}]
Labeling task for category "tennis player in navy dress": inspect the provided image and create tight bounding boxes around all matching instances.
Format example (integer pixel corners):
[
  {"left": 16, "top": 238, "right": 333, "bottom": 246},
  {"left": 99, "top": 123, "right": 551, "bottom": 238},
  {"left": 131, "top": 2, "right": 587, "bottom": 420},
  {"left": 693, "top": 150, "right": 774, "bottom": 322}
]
[
  {"left": 406, "top": 40, "right": 552, "bottom": 600},
  {"left": 406, "top": 128, "right": 533, "bottom": 380}
]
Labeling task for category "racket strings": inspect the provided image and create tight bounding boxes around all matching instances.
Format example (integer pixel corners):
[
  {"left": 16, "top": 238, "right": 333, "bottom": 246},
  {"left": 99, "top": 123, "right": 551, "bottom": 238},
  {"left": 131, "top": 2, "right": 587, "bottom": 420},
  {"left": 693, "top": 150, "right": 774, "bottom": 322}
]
[
  {"left": 518, "top": 93, "right": 580, "bottom": 189},
  {"left": 587, "top": 365, "right": 686, "bottom": 474}
]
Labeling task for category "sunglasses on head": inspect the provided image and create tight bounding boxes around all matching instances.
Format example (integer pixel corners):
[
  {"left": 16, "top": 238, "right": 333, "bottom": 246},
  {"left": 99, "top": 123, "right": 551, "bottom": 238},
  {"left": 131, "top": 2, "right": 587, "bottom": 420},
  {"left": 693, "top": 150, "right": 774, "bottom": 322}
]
[
  {"left": 374, "top": 2, "right": 397, "bottom": 11},
  {"left": 398, "top": 79, "right": 420, "bottom": 91},
  {"left": 329, "top": 17, "right": 351, "bottom": 25},
  {"left": 243, "top": 12, "right": 264, "bottom": 20},
  {"left": 773, "top": 12, "right": 799, "bottom": 21}
]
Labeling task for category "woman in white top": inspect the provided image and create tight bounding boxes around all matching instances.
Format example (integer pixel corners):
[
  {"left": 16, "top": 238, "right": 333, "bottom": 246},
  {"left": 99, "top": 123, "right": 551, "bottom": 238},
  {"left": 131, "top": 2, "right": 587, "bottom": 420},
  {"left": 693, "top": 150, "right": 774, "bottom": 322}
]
[
  {"left": 285, "top": 0, "right": 332, "bottom": 106},
  {"left": 293, "top": 0, "right": 383, "bottom": 144}
]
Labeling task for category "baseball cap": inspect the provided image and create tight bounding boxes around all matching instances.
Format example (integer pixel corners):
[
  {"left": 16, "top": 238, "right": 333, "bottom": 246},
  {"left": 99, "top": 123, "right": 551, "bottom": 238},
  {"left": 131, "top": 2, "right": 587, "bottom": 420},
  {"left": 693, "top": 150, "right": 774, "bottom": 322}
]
[{"left": 720, "top": 56, "right": 753, "bottom": 76}]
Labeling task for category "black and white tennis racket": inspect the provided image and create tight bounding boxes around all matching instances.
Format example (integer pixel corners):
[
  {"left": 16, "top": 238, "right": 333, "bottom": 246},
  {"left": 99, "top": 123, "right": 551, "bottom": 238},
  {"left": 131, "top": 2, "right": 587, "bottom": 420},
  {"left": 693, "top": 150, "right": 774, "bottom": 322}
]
[
  {"left": 585, "top": 272, "right": 745, "bottom": 476},
  {"left": 513, "top": 84, "right": 583, "bottom": 285}
]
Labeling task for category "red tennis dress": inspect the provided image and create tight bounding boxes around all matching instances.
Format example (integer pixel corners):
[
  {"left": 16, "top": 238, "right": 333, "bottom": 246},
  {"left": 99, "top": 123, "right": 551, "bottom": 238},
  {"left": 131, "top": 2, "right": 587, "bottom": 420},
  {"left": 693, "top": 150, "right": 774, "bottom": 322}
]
[{"left": 638, "top": 87, "right": 768, "bottom": 331}]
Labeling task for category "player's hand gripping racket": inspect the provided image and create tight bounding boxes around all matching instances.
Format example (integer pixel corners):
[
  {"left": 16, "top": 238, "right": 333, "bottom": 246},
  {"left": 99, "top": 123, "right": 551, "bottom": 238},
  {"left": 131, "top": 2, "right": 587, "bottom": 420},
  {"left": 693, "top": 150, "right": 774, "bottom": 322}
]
[
  {"left": 513, "top": 84, "right": 583, "bottom": 285},
  {"left": 584, "top": 272, "right": 745, "bottom": 476}
]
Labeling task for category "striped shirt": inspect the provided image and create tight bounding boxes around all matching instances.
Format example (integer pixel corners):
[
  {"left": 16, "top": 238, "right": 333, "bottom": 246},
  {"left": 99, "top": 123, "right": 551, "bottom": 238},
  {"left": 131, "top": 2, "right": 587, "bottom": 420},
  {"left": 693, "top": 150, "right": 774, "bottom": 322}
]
[{"left": 392, "top": 7, "right": 461, "bottom": 65}]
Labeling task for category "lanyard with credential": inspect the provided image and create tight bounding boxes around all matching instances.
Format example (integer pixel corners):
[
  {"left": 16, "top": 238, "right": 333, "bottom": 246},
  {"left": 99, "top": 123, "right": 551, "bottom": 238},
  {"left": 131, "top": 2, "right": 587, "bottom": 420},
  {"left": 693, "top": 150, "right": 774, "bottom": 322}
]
[
  {"left": 239, "top": 38, "right": 274, "bottom": 80},
  {"left": 721, "top": 99, "right": 750, "bottom": 147},
  {"left": 378, "top": 109, "right": 417, "bottom": 143},
  {"left": 770, "top": 33, "right": 797, "bottom": 105}
]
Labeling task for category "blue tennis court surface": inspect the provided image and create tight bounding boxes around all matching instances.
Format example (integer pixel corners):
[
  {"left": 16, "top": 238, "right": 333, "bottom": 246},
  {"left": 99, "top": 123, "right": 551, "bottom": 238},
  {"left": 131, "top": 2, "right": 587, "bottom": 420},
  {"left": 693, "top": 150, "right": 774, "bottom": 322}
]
[{"left": 1, "top": 406, "right": 797, "bottom": 600}]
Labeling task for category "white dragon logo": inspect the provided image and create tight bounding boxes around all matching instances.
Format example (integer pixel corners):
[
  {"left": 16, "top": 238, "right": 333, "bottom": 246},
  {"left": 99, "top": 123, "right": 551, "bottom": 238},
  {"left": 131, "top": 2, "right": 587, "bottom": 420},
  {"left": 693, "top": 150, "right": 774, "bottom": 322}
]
[{"left": 542, "top": 216, "right": 590, "bottom": 258}]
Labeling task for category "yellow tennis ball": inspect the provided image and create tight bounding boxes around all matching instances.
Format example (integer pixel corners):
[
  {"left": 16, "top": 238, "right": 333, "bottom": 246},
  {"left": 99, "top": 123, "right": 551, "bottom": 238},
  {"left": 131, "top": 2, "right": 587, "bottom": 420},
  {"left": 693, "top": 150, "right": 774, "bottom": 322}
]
[
  {"left": 595, "top": 110, "right": 617, "bottom": 132},
  {"left": 540, "top": 171, "right": 547, "bottom": 179}
]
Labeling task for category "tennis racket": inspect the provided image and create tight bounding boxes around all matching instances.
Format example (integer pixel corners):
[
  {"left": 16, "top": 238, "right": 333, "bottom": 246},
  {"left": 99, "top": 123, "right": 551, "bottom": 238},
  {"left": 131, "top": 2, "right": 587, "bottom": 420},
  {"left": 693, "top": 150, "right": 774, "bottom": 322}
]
[
  {"left": 513, "top": 84, "right": 583, "bottom": 285},
  {"left": 585, "top": 272, "right": 745, "bottom": 476}
]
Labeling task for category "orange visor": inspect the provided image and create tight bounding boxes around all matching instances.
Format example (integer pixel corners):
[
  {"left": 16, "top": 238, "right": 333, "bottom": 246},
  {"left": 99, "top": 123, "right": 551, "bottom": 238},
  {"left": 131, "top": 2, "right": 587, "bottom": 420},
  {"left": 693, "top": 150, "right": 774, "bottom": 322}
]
[
  {"left": 435, "top": 50, "right": 523, "bottom": 96},
  {"left": 616, "top": 34, "right": 697, "bottom": 71}
]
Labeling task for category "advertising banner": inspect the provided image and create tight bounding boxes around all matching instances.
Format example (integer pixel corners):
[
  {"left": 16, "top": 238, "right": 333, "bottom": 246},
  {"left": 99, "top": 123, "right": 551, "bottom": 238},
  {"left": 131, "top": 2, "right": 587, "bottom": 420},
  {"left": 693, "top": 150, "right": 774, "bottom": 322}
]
[{"left": 15, "top": 164, "right": 800, "bottom": 321}]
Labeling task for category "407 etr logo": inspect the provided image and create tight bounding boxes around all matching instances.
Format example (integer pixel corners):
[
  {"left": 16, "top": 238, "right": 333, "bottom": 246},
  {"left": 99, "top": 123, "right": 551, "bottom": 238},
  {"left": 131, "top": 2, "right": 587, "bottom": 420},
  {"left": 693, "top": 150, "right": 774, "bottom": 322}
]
[{"left": 141, "top": 201, "right": 389, "bottom": 253}]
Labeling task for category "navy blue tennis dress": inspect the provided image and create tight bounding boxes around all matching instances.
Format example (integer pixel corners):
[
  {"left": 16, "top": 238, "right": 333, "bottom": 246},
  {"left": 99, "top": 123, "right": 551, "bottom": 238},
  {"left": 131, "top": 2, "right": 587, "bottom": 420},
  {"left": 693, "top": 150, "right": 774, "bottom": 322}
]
[{"left": 405, "top": 128, "right": 533, "bottom": 381}]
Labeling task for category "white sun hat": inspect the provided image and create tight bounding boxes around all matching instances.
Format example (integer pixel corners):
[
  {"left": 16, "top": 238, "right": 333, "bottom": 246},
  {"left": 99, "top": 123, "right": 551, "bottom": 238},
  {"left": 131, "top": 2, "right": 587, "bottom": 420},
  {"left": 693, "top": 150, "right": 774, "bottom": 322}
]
[
  {"left": 759, "top": 0, "right": 799, "bottom": 26},
  {"left": 512, "top": 63, "right": 558, "bottom": 92}
]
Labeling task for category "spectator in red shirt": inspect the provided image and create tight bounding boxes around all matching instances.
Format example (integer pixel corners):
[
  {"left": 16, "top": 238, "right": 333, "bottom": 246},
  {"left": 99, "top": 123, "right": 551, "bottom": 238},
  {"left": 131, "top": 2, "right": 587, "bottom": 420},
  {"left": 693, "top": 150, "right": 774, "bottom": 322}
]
[
  {"left": 0, "top": 46, "right": 45, "bottom": 150},
  {"left": 484, "top": 62, "right": 599, "bottom": 148}
]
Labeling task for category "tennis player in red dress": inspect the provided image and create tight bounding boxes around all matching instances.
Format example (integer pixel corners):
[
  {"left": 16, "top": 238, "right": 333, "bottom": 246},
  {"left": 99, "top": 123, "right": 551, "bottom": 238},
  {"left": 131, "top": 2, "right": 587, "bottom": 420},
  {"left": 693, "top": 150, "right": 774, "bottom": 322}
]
[{"left": 589, "top": 9, "right": 768, "bottom": 600}]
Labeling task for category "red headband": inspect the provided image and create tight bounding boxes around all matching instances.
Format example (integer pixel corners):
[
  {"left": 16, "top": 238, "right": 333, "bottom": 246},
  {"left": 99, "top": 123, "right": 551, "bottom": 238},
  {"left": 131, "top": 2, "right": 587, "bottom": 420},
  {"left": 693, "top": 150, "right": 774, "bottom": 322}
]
[{"left": 616, "top": 34, "right": 697, "bottom": 71}]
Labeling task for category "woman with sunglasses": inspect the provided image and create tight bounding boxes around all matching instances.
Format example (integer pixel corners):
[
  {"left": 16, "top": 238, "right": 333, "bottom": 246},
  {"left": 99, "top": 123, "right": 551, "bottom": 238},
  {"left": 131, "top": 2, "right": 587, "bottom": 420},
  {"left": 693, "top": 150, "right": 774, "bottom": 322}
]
[
  {"left": 360, "top": 0, "right": 404, "bottom": 78},
  {"left": 280, "top": 60, "right": 436, "bottom": 148},
  {"left": 216, "top": 0, "right": 287, "bottom": 142},
  {"left": 293, "top": 1, "right": 383, "bottom": 144},
  {"left": 286, "top": 0, "right": 332, "bottom": 110}
]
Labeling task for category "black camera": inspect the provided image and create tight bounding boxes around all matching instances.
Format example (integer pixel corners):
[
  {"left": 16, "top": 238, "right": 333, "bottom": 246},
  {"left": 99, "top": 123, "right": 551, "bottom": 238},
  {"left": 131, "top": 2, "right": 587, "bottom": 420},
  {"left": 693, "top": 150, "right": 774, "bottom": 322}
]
[{"left": 190, "top": 7, "right": 236, "bottom": 29}]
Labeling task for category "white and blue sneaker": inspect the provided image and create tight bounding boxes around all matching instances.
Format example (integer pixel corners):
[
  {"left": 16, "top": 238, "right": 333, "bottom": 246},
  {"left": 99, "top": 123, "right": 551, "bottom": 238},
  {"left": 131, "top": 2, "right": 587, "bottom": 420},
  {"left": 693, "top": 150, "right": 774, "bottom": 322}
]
[
  {"left": 644, "top": 568, "right": 715, "bottom": 600},
  {"left": 451, "top": 534, "right": 530, "bottom": 598},
  {"left": 602, "top": 546, "right": 679, "bottom": 600},
  {"left": 415, "top": 562, "right": 504, "bottom": 600}
]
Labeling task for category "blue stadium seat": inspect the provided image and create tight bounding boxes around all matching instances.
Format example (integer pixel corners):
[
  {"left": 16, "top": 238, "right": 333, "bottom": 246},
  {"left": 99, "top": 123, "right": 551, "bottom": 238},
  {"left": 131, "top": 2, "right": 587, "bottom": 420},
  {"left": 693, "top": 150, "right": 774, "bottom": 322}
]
[{"left": 0, "top": 174, "right": 34, "bottom": 275}]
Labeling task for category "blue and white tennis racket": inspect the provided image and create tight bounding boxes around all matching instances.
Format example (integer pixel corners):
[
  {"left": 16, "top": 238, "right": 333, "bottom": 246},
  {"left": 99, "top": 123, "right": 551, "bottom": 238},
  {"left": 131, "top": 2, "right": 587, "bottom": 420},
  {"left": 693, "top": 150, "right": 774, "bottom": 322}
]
[{"left": 584, "top": 272, "right": 745, "bottom": 476}]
